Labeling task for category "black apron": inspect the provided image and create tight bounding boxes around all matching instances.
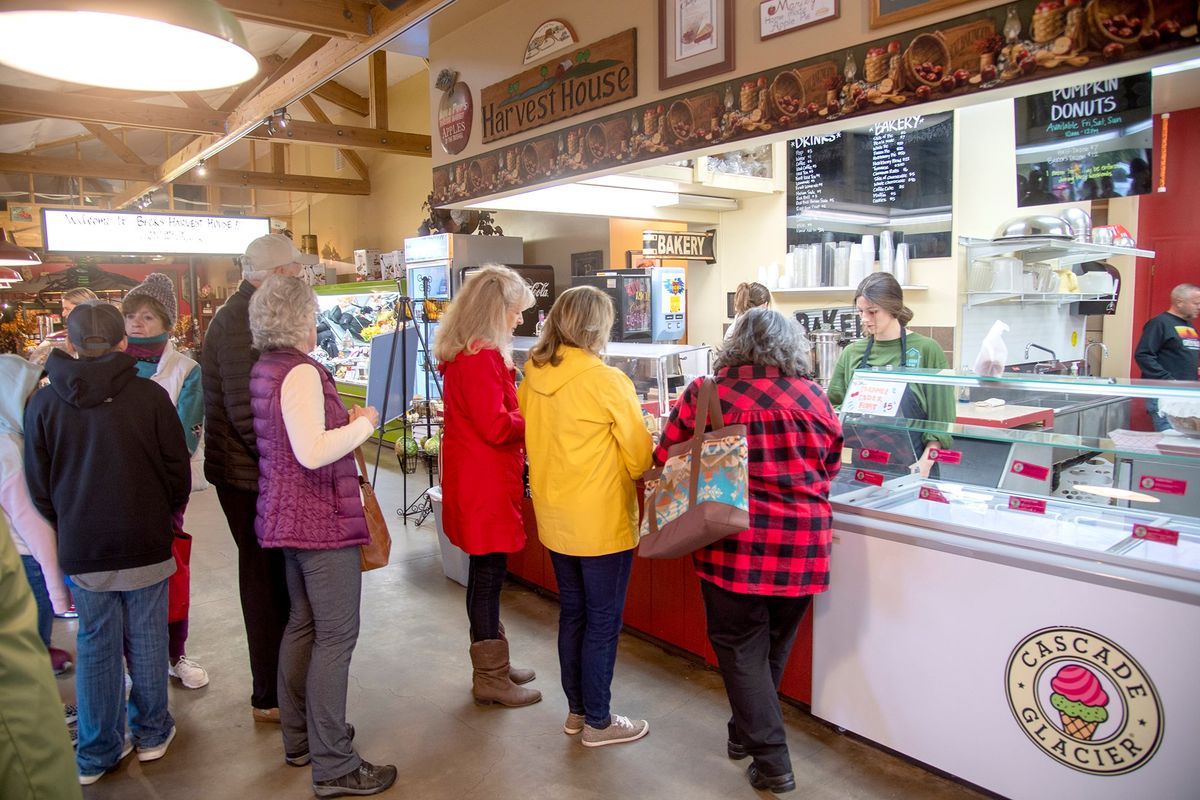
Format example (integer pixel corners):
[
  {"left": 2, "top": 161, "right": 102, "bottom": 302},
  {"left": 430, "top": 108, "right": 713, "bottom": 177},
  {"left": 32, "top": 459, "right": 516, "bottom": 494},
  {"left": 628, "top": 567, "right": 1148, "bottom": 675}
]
[{"left": 848, "top": 328, "right": 931, "bottom": 475}]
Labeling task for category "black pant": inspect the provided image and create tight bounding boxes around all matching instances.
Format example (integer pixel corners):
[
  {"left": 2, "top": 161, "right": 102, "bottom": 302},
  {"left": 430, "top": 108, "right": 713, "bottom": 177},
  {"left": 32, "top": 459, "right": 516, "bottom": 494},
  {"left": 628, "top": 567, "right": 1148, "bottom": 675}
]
[
  {"left": 216, "top": 485, "right": 290, "bottom": 710},
  {"left": 700, "top": 580, "right": 812, "bottom": 778},
  {"left": 466, "top": 553, "right": 508, "bottom": 642}
]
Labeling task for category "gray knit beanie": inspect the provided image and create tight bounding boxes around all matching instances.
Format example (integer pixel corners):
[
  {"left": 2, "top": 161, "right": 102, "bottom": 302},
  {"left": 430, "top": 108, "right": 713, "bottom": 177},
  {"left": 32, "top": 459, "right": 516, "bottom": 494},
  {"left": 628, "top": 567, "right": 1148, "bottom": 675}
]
[{"left": 124, "top": 272, "right": 178, "bottom": 328}]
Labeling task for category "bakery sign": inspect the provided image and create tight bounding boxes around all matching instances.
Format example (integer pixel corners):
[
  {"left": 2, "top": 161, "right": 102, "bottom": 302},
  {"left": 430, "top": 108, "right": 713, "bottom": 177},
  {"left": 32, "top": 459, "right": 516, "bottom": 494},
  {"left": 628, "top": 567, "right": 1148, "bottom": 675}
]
[
  {"left": 642, "top": 229, "right": 716, "bottom": 263},
  {"left": 481, "top": 28, "right": 637, "bottom": 144}
]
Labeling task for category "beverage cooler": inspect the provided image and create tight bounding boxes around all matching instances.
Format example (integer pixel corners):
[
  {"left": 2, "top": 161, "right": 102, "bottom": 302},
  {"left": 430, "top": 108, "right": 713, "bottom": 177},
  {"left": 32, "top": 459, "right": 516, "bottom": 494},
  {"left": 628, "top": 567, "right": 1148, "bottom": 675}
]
[
  {"left": 403, "top": 233, "right": 525, "bottom": 399},
  {"left": 572, "top": 267, "right": 687, "bottom": 343},
  {"left": 455, "top": 263, "right": 555, "bottom": 337}
]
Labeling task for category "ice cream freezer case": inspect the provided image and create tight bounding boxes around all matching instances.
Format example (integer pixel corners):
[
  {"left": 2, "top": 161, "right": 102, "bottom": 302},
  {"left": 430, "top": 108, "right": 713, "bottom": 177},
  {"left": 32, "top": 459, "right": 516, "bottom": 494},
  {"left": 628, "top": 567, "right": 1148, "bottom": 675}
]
[{"left": 811, "top": 368, "right": 1200, "bottom": 800}]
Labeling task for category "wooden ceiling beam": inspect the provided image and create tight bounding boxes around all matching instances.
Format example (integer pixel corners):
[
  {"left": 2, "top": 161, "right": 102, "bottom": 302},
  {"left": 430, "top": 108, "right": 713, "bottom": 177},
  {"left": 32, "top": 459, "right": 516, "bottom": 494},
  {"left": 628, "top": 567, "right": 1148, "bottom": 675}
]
[
  {"left": 179, "top": 167, "right": 370, "bottom": 195},
  {"left": 81, "top": 124, "right": 146, "bottom": 165},
  {"left": 112, "top": 0, "right": 450, "bottom": 208},
  {"left": 0, "top": 154, "right": 155, "bottom": 182},
  {"left": 174, "top": 92, "right": 214, "bottom": 111},
  {"left": 222, "top": 0, "right": 373, "bottom": 39},
  {"left": 0, "top": 153, "right": 369, "bottom": 195},
  {"left": 243, "top": 117, "right": 430, "bottom": 156},
  {"left": 0, "top": 85, "right": 225, "bottom": 134},
  {"left": 313, "top": 79, "right": 369, "bottom": 117},
  {"left": 298, "top": 95, "right": 369, "bottom": 180},
  {"left": 368, "top": 50, "right": 388, "bottom": 129}
]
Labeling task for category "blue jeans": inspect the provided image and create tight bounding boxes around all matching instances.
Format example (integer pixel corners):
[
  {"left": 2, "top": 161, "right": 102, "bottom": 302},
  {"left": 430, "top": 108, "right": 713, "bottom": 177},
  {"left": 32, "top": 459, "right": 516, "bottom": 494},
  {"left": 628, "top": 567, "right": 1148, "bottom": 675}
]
[
  {"left": 20, "top": 555, "right": 53, "bottom": 648},
  {"left": 1146, "top": 399, "right": 1172, "bottom": 432},
  {"left": 72, "top": 579, "right": 173, "bottom": 776},
  {"left": 548, "top": 549, "right": 634, "bottom": 729}
]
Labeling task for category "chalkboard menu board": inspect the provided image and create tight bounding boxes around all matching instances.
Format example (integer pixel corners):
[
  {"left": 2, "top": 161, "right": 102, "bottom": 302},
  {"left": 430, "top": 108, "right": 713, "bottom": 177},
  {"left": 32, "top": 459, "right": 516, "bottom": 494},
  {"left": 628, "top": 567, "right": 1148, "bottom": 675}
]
[
  {"left": 788, "top": 112, "right": 954, "bottom": 215},
  {"left": 1015, "top": 73, "right": 1152, "bottom": 206}
]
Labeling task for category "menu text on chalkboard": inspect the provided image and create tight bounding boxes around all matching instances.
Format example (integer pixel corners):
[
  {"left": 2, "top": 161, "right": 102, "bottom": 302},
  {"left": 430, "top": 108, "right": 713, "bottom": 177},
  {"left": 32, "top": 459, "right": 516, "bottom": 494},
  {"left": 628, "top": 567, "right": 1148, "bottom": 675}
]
[{"left": 787, "top": 112, "right": 953, "bottom": 216}]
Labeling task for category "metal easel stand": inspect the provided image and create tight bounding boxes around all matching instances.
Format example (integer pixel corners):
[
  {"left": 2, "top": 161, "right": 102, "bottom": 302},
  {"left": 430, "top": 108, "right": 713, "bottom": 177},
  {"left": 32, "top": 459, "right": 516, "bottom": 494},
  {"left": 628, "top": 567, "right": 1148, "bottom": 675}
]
[{"left": 390, "top": 291, "right": 442, "bottom": 526}]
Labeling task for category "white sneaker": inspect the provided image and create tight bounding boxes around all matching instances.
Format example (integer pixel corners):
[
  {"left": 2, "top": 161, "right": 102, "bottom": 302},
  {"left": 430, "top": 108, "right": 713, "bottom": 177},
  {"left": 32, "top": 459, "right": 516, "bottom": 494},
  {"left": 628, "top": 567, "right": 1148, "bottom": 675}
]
[
  {"left": 79, "top": 737, "right": 132, "bottom": 784},
  {"left": 169, "top": 656, "right": 210, "bottom": 689},
  {"left": 136, "top": 726, "right": 176, "bottom": 762}
]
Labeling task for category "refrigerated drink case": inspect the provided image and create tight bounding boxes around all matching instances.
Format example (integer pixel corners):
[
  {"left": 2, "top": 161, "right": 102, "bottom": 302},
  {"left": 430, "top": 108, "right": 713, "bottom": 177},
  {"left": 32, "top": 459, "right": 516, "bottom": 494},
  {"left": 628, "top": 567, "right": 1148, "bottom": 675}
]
[
  {"left": 456, "top": 263, "right": 555, "bottom": 337},
  {"left": 572, "top": 267, "right": 686, "bottom": 343}
]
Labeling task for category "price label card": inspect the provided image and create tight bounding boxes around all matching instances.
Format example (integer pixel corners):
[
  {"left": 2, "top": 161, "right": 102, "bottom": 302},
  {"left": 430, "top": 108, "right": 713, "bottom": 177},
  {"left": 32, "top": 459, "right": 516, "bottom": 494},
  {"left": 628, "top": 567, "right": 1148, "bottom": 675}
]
[
  {"left": 841, "top": 380, "right": 906, "bottom": 417},
  {"left": 1010, "top": 460, "right": 1050, "bottom": 481},
  {"left": 1132, "top": 524, "right": 1179, "bottom": 546},
  {"left": 919, "top": 485, "right": 950, "bottom": 504},
  {"left": 1008, "top": 496, "right": 1047, "bottom": 514},
  {"left": 1137, "top": 475, "right": 1187, "bottom": 495},
  {"left": 854, "top": 469, "right": 884, "bottom": 486},
  {"left": 858, "top": 447, "right": 890, "bottom": 464},
  {"left": 927, "top": 448, "right": 962, "bottom": 464}
]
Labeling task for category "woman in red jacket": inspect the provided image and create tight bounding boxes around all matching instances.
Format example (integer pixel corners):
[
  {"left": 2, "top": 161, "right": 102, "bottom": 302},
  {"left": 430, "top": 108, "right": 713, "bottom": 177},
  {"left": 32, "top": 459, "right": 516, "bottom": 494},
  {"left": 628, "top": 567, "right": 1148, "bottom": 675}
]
[{"left": 433, "top": 265, "right": 541, "bottom": 708}]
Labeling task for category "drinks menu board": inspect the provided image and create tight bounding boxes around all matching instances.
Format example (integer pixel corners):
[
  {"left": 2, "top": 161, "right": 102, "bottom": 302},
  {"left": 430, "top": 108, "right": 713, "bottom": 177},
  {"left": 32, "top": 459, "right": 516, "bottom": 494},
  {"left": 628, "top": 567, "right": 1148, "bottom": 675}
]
[{"left": 787, "top": 112, "right": 954, "bottom": 216}]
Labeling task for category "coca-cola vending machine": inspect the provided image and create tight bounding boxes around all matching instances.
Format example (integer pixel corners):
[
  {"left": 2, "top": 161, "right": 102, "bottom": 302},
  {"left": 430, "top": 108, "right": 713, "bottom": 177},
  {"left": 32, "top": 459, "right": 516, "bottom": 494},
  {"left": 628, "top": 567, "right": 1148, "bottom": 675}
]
[{"left": 455, "top": 264, "right": 555, "bottom": 336}]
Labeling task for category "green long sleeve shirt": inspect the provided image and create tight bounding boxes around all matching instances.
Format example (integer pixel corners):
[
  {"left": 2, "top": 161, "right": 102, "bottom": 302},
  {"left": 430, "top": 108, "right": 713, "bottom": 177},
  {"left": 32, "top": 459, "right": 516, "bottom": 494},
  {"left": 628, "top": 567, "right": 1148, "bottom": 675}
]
[{"left": 826, "top": 331, "right": 955, "bottom": 447}]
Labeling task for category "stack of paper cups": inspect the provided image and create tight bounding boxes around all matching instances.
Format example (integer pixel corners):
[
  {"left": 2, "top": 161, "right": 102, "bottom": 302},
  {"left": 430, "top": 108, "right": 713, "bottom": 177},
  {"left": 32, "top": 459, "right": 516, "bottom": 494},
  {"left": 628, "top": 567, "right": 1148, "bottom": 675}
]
[
  {"left": 894, "top": 243, "right": 910, "bottom": 286},
  {"left": 834, "top": 242, "right": 850, "bottom": 287},
  {"left": 848, "top": 244, "right": 866, "bottom": 288},
  {"left": 879, "top": 231, "right": 894, "bottom": 275},
  {"left": 806, "top": 244, "right": 822, "bottom": 287},
  {"left": 860, "top": 235, "right": 875, "bottom": 267}
]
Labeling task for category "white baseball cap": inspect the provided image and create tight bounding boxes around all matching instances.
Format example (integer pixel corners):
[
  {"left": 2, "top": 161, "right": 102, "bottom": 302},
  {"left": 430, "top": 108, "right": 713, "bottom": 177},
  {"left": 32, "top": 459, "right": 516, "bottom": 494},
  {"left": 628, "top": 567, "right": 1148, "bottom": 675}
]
[{"left": 244, "top": 234, "right": 318, "bottom": 273}]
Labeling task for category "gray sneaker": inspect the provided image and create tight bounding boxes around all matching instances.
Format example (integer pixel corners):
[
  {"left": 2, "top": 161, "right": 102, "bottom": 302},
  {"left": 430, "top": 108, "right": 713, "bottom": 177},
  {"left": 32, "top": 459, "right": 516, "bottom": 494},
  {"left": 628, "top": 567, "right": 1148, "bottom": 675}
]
[
  {"left": 581, "top": 714, "right": 649, "bottom": 747},
  {"left": 563, "top": 712, "right": 585, "bottom": 735}
]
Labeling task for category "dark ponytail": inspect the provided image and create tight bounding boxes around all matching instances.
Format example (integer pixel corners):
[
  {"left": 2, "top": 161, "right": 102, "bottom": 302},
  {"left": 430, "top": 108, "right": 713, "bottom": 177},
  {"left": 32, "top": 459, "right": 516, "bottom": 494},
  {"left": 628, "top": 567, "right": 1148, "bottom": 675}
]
[
  {"left": 854, "top": 272, "right": 912, "bottom": 327},
  {"left": 733, "top": 281, "right": 771, "bottom": 315}
]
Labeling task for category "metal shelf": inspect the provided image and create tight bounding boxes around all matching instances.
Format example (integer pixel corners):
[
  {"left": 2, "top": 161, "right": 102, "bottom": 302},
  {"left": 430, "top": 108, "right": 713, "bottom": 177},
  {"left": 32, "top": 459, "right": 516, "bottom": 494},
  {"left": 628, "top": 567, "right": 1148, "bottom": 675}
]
[
  {"left": 959, "top": 235, "right": 1154, "bottom": 267},
  {"left": 966, "top": 291, "right": 1112, "bottom": 307}
]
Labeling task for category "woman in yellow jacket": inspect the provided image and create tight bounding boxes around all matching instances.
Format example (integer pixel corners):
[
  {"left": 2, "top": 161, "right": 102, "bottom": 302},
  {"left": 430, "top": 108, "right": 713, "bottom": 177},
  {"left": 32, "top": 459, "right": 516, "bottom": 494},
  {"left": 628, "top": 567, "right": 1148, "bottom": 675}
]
[{"left": 518, "top": 286, "right": 653, "bottom": 748}]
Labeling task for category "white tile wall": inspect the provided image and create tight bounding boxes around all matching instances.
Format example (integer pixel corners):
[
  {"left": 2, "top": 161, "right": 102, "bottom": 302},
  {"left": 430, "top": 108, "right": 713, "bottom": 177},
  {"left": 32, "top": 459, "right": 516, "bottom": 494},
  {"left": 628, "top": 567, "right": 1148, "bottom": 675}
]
[{"left": 959, "top": 302, "right": 1087, "bottom": 370}]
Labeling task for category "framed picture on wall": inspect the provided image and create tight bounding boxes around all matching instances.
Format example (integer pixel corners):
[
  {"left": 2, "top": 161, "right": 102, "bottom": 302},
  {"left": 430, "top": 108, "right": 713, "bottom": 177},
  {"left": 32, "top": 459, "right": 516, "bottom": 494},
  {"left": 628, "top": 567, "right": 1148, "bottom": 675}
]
[
  {"left": 869, "top": 0, "right": 974, "bottom": 29},
  {"left": 759, "top": 0, "right": 839, "bottom": 40},
  {"left": 570, "top": 250, "right": 605, "bottom": 276},
  {"left": 658, "top": 0, "right": 735, "bottom": 90}
]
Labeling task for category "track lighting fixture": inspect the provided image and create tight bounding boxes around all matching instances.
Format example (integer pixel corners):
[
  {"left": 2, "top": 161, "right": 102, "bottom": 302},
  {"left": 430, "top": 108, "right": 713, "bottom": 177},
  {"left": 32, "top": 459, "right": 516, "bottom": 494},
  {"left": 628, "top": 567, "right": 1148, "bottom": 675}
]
[
  {"left": 196, "top": 159, "right": 207, "bottom": 176},
  {"left": 265, "top": 107, "right": 292, "bottom": 136}
]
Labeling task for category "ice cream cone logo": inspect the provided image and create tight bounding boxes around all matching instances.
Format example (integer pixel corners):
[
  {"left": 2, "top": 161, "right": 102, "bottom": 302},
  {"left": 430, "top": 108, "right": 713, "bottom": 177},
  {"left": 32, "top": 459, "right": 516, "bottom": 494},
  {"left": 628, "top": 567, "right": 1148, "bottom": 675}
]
[
  {"left": 1140, "top": 476, "right": 1154, "bottom": 490},
  {"left": 1006, "top": 627, "right": 1163, "bottom": 776},
  {"left": 1049, "top": 665, "right": 1108, "bottom": 741}
]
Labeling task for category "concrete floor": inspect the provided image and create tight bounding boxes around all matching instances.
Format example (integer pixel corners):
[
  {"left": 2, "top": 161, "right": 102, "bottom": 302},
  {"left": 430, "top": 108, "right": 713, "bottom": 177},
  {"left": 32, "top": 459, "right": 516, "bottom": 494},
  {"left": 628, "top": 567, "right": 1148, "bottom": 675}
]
[{"left": 55, "top": 456, "right": 988, "bottom": 800}]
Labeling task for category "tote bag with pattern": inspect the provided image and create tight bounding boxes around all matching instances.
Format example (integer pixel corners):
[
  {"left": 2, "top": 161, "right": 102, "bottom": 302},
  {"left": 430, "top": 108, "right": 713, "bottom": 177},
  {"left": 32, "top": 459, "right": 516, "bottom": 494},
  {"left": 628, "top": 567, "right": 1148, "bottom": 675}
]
[{"left": 638, "top": 378, "right": 749, "bottom": 559}]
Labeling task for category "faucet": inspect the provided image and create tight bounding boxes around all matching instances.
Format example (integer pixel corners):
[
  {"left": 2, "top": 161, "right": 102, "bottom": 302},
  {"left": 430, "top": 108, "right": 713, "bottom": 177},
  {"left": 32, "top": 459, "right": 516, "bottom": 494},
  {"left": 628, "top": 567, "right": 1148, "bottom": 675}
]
[
  {"left": 1024, "top": 342, "right": 1059, "bottom": 373},
  {"left": 1084, "top": 340, "right": 1109, "bottom": 376}
]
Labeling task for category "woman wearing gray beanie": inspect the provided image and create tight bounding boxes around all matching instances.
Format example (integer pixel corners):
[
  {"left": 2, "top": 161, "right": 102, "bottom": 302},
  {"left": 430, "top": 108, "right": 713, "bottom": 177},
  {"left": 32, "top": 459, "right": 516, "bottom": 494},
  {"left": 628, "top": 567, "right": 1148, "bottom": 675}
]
[{"left": 122, "top": 272, "right": 209, "bottom": 691}]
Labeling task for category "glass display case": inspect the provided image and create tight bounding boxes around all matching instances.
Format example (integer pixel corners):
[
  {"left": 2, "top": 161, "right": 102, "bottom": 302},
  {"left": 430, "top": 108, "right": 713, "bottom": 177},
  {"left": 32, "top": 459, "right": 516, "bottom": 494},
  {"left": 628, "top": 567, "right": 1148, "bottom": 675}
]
[
  {"left": 311, "top": 281, "right": 402, "bottom": 391},
  {"left": 833, "top": 367, "right": 1200, "bottom": 583},
  {"left": 511, "top": 337, "right": 712, "bottom": 431}
]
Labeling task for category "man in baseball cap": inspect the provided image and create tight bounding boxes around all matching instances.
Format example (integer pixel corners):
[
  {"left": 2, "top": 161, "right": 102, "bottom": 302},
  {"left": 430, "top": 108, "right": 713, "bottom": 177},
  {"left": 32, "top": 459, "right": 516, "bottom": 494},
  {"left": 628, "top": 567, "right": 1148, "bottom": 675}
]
[
  {"left": 66, "top": 300, "right": 127, "bottom": 358},
  {"left": 242, "top": 234, "right": 317, "bottom": 281},
  {"left": 201, "top": 232, "right": 319, "bottom": 723}
]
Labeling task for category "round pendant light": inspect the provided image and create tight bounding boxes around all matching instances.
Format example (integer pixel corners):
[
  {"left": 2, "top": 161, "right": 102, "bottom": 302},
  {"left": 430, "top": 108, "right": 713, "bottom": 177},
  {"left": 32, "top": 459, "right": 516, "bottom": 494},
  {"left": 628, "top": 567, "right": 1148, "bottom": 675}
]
[
  {"left": 0, "top": 230, "right": 41, "bottom": 270},
  {"left": 0, "top": 0, "right": 258, "bottom": 91}
]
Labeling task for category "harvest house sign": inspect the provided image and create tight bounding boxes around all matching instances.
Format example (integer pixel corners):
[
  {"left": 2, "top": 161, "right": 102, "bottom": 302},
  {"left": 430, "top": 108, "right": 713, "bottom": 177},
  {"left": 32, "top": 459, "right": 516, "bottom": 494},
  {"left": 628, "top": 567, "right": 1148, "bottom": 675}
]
[{"left": 481, "top": 28, "right": 636, "bottom": 144}]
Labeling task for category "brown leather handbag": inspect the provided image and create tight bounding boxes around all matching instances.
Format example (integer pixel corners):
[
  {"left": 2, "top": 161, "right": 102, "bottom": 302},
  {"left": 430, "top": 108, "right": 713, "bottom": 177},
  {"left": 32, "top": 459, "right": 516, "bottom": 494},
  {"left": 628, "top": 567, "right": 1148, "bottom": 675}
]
[{"left": 355, "top": 448, "right": 392, "bottom": 571}]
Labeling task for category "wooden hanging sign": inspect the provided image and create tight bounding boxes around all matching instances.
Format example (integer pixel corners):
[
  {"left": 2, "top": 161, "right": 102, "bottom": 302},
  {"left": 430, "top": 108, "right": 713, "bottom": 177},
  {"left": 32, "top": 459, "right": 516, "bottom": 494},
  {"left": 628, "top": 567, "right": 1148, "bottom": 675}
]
[{"left": 481, "top": 28, "right": 637, "bottom": 144}]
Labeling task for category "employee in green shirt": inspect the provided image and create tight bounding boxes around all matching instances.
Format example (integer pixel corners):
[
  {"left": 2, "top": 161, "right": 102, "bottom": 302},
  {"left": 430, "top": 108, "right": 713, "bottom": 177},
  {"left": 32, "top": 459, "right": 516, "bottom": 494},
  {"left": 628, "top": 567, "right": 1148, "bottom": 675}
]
[{"left": 827, "top": 273, "right": 955, "bottom": 476}]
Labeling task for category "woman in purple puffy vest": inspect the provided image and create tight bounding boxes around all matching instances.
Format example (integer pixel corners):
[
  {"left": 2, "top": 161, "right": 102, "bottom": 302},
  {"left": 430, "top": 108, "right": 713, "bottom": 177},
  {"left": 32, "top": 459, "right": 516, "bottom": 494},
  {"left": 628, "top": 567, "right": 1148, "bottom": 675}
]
[{"left": 247, "top": 275, "right": 395, "bottom": 798}]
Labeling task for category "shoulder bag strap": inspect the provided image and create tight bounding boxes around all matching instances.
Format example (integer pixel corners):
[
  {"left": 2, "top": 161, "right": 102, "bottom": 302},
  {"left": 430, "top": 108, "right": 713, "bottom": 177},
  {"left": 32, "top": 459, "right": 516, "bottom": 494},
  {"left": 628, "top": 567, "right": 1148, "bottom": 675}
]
[{"left": 687, "top": 378, "right": 720, "bottom": 512}]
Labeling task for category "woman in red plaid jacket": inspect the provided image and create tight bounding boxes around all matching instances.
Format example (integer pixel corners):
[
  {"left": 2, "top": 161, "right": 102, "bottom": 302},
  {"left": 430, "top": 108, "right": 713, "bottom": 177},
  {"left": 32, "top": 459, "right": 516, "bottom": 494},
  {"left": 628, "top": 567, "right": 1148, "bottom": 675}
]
[{"left": 654, "top": 308, "right": 843, "bottom": 795}]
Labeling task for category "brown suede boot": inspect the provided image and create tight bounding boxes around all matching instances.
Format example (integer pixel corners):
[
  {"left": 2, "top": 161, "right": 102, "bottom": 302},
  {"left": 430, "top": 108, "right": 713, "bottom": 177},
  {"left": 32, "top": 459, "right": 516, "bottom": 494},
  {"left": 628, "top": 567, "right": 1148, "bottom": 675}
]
[
  {"left": 498, "top": 621, "right": 536, "bottom": 685},
  {"left": 470, "top": 640, "right": 542, "bottom": 707}
]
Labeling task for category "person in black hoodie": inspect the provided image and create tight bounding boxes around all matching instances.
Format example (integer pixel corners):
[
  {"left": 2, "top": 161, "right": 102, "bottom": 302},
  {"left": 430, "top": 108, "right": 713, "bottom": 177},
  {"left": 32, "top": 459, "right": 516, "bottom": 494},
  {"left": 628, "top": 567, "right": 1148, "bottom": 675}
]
[{"left": 24, "top": 301, "right": 190, "bottom": 786}]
